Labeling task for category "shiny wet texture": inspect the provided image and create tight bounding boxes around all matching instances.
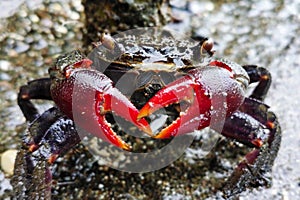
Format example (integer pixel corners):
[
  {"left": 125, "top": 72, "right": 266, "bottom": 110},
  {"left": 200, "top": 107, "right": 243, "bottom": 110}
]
[{"left": 0, "top": 0, "right": 299, "bottom": 199}]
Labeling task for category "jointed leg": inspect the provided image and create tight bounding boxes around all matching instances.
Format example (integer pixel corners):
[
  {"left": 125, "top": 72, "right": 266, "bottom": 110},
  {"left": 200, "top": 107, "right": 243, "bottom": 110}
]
[
  {"left": 219, "top": 66, "right": 281, "bottom": 197},
  {"left": 222, "top": 111, "right": 280, "bottom": 197},
  {"left": 18, "top": 78, "right": 52, "bottom": 122},
  {"left": 25, "top": 107, "right": 81, "bottom": 163},
  {"left": 13, "top": 106, "right": 81, "bottom": 198},
  {"left": 242, "top": 65, "right": 272, "bottom": 101},
  {"left": 15, "top": 79, "right": 82, "bottom": 198}
]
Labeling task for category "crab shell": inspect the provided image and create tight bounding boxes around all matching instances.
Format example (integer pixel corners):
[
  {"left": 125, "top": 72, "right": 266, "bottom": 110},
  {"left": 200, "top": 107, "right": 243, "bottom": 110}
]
[
  {"left": 90, "top": 29, "right": 216, "bottom": 109},
  {"left": 48, "top": 29, "right": 249, "bottom": 148}
]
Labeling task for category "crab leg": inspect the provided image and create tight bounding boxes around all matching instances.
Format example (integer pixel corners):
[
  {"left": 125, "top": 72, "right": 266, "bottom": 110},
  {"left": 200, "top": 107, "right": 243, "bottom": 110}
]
[{"left": 18, "top": 78, "right": 52, "bottom": 122}]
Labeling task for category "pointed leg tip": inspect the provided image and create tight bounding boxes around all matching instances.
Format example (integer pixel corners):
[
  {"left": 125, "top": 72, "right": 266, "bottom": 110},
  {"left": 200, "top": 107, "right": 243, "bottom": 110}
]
[
  {"left": 251, "top": 139, "right": 263, "bottom": 147},
  {"left": 48, "top": 154, "right": 59, "bottom": 164},
  {"left": 28, "top": 144, "right": 39, "bottom": 152}
]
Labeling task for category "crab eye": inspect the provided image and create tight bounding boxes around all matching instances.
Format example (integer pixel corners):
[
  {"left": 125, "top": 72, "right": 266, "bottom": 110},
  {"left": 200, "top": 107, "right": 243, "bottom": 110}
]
[
  {"left": 200, "top": 38, "right": 214, "bottom": 55},
  {"left": 101, "top": 34, "right": 116, "bottom": 50}
]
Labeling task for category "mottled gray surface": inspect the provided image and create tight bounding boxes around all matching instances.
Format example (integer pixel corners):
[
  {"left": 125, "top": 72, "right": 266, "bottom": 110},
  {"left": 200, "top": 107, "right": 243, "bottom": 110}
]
[
  {"left": 0, "top": 0, "right": 299, "bottom": 199},
  {"left": 187, "top": 1, "right": 300, "bottom": 199}
]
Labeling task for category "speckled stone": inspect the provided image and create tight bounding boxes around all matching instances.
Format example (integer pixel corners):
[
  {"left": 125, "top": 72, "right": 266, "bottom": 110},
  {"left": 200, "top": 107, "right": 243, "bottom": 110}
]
[{"left": 1, "top": 149, "right": 18, "bottom": 175}]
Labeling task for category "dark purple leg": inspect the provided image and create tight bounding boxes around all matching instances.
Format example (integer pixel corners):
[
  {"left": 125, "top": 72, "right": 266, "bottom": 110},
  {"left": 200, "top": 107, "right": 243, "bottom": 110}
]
[
  {"left": 17, "top": 77, "right": 81, "bottom": 161},
  {"left": 14, "top": 79, "right": 81, "bottom": 199},
  {"left": 25, "top": 107, "right": 81, "bottom": 162},
  {"left": 222, "top": 105, "right": 281, "bottom": 197},
  {"left": 222, "top": 65, "right": 279, "bottom": 148},
  {"left": 13, "top": 107, "right": 81, "bottom": 199},
  {"left": 12, "top": 148, "right": 52, "bottom": 199},
  {"left": 242, "top": 65, "right": 272, "bottom": 101},
  {"left": 219, "top": 66, "right": 281, "bottom": 197},
  {"left": 18, "top": 78, "right": 52, "bottom": 122}
]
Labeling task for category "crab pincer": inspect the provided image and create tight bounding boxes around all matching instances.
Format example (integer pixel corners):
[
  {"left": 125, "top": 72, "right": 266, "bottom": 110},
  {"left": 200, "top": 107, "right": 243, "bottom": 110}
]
[
  {"left": 138, "top": 60, "right": 249, "bottom": 139},
  {"left": 50, "top": 50, "right": 152, "bottom": 151},
  {"left": 90, "top": 80, "right": 153, "bottom": 150}
]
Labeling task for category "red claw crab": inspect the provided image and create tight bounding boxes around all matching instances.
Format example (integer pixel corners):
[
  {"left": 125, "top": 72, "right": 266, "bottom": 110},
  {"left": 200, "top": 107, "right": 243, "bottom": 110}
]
[{"left": 13, "top": 28, "right": 281, "bottom": 198}]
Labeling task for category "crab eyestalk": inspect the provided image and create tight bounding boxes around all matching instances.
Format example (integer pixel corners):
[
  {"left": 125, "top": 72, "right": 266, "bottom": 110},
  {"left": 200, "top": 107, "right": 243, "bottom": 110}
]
[
  {"left": 200, "top": 38, "right": 215, "bottom": 56},
  {"left": 138, "top": 60, "right": 248, "bottom": 139},
  {"left": 50, "top": 50, "right": 152, "bottom": 150}
]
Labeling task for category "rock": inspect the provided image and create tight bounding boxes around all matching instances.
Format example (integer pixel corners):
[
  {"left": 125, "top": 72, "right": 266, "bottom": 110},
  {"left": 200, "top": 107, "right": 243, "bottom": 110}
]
[{"left": 1, "top": 149, "right": 18, "bottom": 175}]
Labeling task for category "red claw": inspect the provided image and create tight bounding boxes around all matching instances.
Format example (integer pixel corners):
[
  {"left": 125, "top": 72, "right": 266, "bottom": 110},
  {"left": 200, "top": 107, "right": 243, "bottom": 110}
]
[
  {"left": 138, "top": 62, "right": 246, "bottom": 139},
  {"left": 98, "top": 87, "right": 153, "bottom": 137},
  {"left": 90, "top": 88, "right": 152, "bottom": 150},
  {"left": 92, "top": 90, "right": 152, "bottom": 150},
  {"left": 51, "top": 52, "right": 153, "bottom": 150},
  {"left": 81, "top": 81, "right": 152, "bottom": 150},
  {"left": 53, "top": 68, "right": 152, "bottom": 151},
  {"left": 138, "top": 73, "right": 212, "bottom": 138}
]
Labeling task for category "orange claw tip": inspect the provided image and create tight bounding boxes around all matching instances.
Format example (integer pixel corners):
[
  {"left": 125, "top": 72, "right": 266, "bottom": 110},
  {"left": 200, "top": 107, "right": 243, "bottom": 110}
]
[
  {"left": 137, "top": 104, "right": 152, "bottom": 120},
  {"left": 119, "top": 142, "right": 132, "bottom": 151},
  {"left": 153, "top": 132, "right": 168, "bottom": 139},
  {"left": 28, "top": 144, "right": 39, "bottom": 152},
  {"left": 266, "top": 121, "right": 275, "bottom": 129},
  {"left": 48, "top": 154, "right": 59, "bottom": 164},
  {"left": 136, "top": 117, "right": 153, "bottom": 136},
  {"left": 251, "top": 138, "right": 263, "bottom": 147},
  {"left": 153, "top": 131, "right": 176, "bottom": 139},
  {"left": 153, "top": 127, "right": 175, "bottom": 139}
]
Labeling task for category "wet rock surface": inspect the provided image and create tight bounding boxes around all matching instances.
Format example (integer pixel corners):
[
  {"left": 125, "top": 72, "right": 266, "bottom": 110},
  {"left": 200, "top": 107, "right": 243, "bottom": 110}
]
[
  {"left": 82, "top": 0, "right": 170, "bottom": 48},
  {"left": 0, "top": 0, "right": 299, "bottom": 199}
]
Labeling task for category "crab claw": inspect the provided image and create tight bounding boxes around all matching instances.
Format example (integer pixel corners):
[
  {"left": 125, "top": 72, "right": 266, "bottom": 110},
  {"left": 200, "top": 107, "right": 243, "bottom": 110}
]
[
  {"left": 138, "top": 73, "right": 212, "bottom": 139},
  {"left": 97, "top": 87, "right": 153, "bottom": 137},
  {"left": 51, "top": 51, "right": 152, "bottom": 151},
  {"left": 138, "top": 61, "right": 247, "bottom": 139},
  {"left": 70, "top": 70, "right": 152, "bottom": 151},
  {"left": 87, "top": 87, "right": 152, "bottom": 151}
]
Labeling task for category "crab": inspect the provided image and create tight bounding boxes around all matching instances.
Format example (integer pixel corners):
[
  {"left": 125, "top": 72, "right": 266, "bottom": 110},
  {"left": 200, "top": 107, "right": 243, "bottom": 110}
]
[{"left": 14, "top": 28, "right": 281, "bottom": 198}]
